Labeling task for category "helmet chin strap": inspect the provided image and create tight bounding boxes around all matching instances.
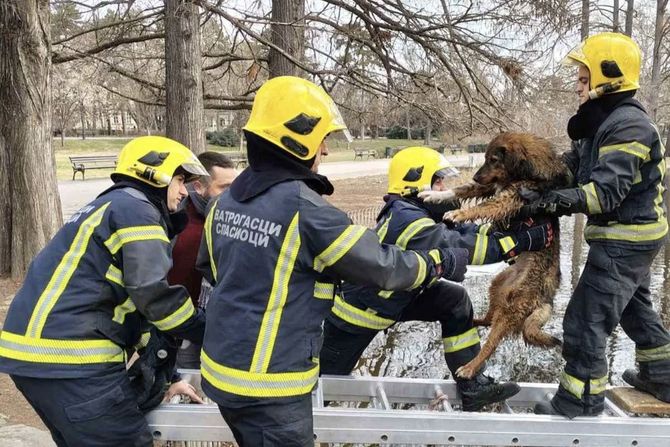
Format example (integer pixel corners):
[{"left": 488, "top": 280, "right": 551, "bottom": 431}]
[{"left": 588, "top": 79, "right": 623, "bottom": 99}]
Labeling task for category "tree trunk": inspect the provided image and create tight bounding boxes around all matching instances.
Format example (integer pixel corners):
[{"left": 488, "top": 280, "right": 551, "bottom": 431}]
[
  {"left": 119, "top": 109, "right": 125, "bottom": 135},
  {"left": 406, "top": 108, "right": 411, "bottom": 140},
  {"left": 268, "top": 0, "right": 306, "bottom": 78},
  {"left": 648, "top": 0, "right": 667, "bottom": 121},
  {"left": 165, "top": 0, "right": 205, "bottom": 154},
  {"left": 625, "top": 0, "right": 634, "bottom": 36},
  {"left": 0, "top": 0, "right": 62, "bottom": 277},
  {"left": 79, "top": 100, "right": 86, "bottom": 140},
  {"left": 581, "top": 0, "right": 590, "bottom": 39},
  {"left": 613, "top": 0, "right": 620, "bottom": 32},
  {"left": 424, "top": 120, "right": 433, "bottom": 145}
]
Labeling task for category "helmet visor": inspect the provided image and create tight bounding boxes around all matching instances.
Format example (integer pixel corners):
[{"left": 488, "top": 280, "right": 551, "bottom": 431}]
[
  {"left": 434, "top": 166, "right": 460, "bottom": 179},
  {"left": 181, "top": 162, "right": 210, "bottom": 179}
]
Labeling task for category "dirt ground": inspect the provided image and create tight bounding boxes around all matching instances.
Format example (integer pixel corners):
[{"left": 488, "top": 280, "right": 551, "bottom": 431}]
[{"left": 0, "top": 172, "right": 472, "bottom": 430}]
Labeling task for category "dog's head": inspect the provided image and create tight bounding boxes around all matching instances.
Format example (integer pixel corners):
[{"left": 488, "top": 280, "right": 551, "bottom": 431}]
[{"left": 473, "top": 132, "right": 566, "bottom": 188}]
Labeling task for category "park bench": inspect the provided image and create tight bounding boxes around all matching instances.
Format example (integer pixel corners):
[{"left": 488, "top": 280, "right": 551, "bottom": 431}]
[
  {"left": 226, "top": 153, "right": 248, "bottom": 169},
  {"left": 69, "top": 155, "right": 118, "bottom": 180},
  {"left": 448, "top": 145, "right": 464, "bottom": 155},
  {"left": 354, "top": 149, "right": 377, "bottom": 160}
]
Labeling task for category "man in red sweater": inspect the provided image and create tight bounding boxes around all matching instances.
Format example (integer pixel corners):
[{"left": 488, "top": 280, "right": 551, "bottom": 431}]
[{"left": 168, "top": 151, "right": 238, "bottom": 369}]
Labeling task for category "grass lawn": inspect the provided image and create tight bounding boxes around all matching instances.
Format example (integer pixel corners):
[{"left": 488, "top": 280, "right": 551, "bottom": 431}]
[{"left": 53, "top": 137, "right": 434, "bottom": 181}]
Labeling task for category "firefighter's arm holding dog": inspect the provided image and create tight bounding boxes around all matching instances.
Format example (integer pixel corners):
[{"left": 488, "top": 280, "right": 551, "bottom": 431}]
[
  {"left": 301, "top": 202, "right": 468, "bottom": 286},
  {"left": 518, "top": 123, "right": 648, "bottom": 218}
]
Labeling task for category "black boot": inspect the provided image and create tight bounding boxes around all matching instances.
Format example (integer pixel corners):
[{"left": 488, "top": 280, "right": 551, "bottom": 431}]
[
  {"left": 623, "top": 369, "right": 670, "bottom": 403},
  {"left": 457, "top": 374, "right": 520, "bottom": 412},
  {"left": 534, "top": 399, "right": 564, "bottom": 416}
]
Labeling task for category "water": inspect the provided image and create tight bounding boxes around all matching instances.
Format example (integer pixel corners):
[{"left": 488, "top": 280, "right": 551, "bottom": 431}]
[{"left": 352, "top": 215, "right": 670, "bottom": 387}]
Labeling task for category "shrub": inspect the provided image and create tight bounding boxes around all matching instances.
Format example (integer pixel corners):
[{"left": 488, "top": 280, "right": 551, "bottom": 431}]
[{"left": 206, "top": 128, "right": 238, "bottom": 147}]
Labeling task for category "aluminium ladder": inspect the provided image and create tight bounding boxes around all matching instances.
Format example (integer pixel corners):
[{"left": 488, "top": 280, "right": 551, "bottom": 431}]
[{"left": 147, "top": 371, "right": 670, "bottom": 447}]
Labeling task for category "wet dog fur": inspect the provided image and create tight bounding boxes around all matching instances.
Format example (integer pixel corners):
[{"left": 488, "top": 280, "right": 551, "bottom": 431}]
[{"left": 439, "top": 132, "right": 569, "bottom": 379}]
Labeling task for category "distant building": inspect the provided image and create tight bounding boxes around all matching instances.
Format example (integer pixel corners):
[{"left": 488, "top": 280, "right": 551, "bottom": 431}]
[{"left": 204, "top": 110, "right": 235, "bottom": 132}]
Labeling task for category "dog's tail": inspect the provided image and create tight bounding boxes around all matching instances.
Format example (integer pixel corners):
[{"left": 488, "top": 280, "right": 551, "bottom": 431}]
[{"left": 522, "top": 303, "right": 562, "bottom": 347}]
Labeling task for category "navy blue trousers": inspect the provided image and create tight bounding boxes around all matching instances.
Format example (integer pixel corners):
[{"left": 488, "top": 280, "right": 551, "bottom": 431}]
[{"left": 11, "top": 371, "right": 153, "bottom": 447}]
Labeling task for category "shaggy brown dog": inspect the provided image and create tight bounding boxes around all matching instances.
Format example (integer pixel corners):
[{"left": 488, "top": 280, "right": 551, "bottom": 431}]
[{"left": 425, "top": 132, "right": 569, "bottom": 379}]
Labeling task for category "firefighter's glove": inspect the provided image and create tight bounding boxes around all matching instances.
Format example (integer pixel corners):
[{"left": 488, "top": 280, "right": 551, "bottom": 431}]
[
  {"left": 429, "top": 247, "right": 469, "bottom": 283},
  {"left": 128, "top": 327, "right": 179, "bottom": 413},
  {"left": 495, "top": 218, "right": 553, "bottom": 261},
  {"left": 517, "top": 187, "right": 574, "bottom": 218}
]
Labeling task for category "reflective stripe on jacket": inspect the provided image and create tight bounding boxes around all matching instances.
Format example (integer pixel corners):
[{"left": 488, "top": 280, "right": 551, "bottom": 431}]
[
  {"left": 561, "top": 99, "right": 667, "bottom": 246},
  {"left": 200, "top": 181, "right": 437, "bottom": 403},
  {"left": 0, "top": 188, "right": 204, "bottom": 378},
  {"left": 328, "top": 197, "right": 507, "bottom": 333}
]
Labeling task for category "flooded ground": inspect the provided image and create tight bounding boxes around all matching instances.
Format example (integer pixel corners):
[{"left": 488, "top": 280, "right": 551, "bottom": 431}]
[{"left": 351, "top": 215, "right": 670, "bottom": 388}]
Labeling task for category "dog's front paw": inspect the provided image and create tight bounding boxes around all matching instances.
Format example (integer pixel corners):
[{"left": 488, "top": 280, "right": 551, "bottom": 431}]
[
  {"left": 418, "top": 189, "right": 455, "bottom": 204},
  {"left": 444, "top": 209, "right": 467, "bottom": 223},
  {"left": 456, "top": 364, "right": 477, "bottom": 380}
]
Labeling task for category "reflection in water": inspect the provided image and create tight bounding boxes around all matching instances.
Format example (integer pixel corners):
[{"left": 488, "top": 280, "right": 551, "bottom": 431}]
[{"left": 353, "top": 215, "right": 670, "bottom": 388}]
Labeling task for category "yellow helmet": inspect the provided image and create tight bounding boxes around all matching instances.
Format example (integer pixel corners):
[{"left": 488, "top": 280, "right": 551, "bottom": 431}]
[
  {"left": 563, "top": 32, "right": 641, "bottom": 98},
  {"left": 387, "top": 146, "right": 459, "bottom": 194},
  {"left": 243, "top": 76, "right": 352, "bottom": 160},
  {"left": 113, "top": 136, "right": 209, "bottom": 187}
]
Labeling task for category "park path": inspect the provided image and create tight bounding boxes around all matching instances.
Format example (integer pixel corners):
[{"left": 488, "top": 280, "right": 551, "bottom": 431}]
[{"left": 59, "top": 154, "right": 483, "bottom": 219}]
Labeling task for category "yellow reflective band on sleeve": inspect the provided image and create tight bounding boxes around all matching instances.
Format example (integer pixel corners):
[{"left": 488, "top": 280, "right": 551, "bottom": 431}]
[
  {"left": 104, "top": 225, "right": 169, "bottom": 255},
  {"left": 407, "top": 252, "right": 427, "bottom": 291},
  {"left": 443, "top": 327, "right": 480, "bottom": 353},
  {"left": 478, "top": 223, "right": 492, "bottom": 235},
  {"left": 313, "top": 225, "right": 367, "bottom": 272},
  {"left": 251, "top": 213, "right": 301, "bottom": 373},
  {"left": 559, "top": 371, "right": 585, "bottom": 399},
  {"left": 584, "top": 219, "right": 668, "bottom": 243},
  {"left": 204, "top": 199, "right": 219, "bottom": 281},
  {"left": 112, "top": 297, "right": 136, "bottom": 324},
  {"left": 105, "top": 264, "right": 124, "bottom": 286},
  {"left": 472, "top": 225, "right": 490, "bottom": 265},
  {"left": 636, "top": 343, "right": 670, "bottom": 362},
  {"left": 376, "top": 214, "right": 391, "bottom": 243},
  {"left": 0, "top": 331, "right": 124, "bottom": 365},
  {"left": 314, "top": 282, "right": 335, "bottom": 300},
  {"left": 332, "top": 295, "right": 395, "bottom": 330},
  {"left": 378, "top": 290, "right": 393, "bottom": 299},
  {"left": 632, "top": 170, "right": 642, "bottom": 185},
  {"left": 150, "top": 298, "right": 195, "bottom": 332},
  {"left": 26, "top": 204, "right": 110, "bottom": 339},
  {"left": 134, "top": 331, "right": 151, "bottom": 350},
  {"left": 581, "top": 182, "right": 603, "bottom": 215},
  {"left": 598, "top": 142, "right": 651, "bottom": 160},
  {"left": 589, "top": 375, "right": 608, "bottom": 395},
  {"left": 396, "top": 218, "right": 434, "bottom": 249},
  {"left": 498, "top": 236, "right": 516, "bottom": 254},
  {"left": 201, "top": 350, "right": 319, "bottom": 398}
]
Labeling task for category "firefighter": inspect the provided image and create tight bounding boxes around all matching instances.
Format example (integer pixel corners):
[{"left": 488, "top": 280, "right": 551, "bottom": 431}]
[
  {"left": 0, "top": 136, "right": 209, "bottom": 446},
  {"left": 518, "top": 33, "right": 670, "bottom": 418},
  {"left": 199, "top": 76, "right": 472, "bottom": 446},
  {"left": 320, "top": 146, "right": 554, "bottom": 411}
]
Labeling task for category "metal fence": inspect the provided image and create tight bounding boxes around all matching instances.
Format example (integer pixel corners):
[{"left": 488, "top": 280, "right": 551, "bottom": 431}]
[{"left": 346, "top": 204, "right": 384, "bottom": 228}]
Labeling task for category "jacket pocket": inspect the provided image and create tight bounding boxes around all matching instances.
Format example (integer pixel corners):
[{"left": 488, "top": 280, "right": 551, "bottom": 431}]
[{"left": 65, "top": 384, "right": 125, "bottom": 422}]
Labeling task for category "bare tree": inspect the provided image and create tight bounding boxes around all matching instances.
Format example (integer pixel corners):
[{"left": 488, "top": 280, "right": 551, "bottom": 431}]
[
  {"left": 613, "top": 0, "right": 620, "bottom": 32},
  {"left": 626, "top": 0, "right": 635, "bottom": 36},
  {"left": 581, "top": 0, "right": 590, "bottom": 39},
  {"left": 0, "top": 0, "right": 62, "bottom": 277},
  {"left": 165, "top": 0, "right": 206, "bottom": 153},
  {"left": 649, "top": 0, "right": 668, "bottom": 121},
  {"left": 269, "top": 0, "right": 306, "bottom": 78}
]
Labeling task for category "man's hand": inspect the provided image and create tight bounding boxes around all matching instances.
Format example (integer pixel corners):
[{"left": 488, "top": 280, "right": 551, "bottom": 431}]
[
  {"left": 438, "top": 248, "right": 469, "bottom": 282},
  {"left": 495, "top": 218, "right": 553, "bottom": 260},
  {"left": 163, "top": 380, "right": 204, "bottom": 404}
]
